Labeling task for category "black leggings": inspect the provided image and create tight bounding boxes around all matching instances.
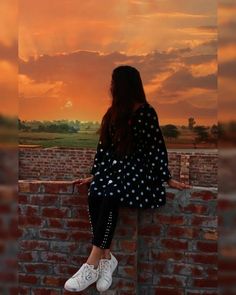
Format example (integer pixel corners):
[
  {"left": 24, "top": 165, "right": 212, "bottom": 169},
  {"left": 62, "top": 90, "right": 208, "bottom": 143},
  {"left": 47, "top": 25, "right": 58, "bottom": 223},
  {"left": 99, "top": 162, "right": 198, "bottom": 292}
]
[{"left": 87, "top": 193, "right": 120, "bottom": 249}]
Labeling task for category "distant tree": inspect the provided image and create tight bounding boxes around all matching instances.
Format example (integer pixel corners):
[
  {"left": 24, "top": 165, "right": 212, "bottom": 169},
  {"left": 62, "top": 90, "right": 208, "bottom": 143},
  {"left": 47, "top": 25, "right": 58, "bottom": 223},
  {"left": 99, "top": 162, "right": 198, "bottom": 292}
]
[
  {"left": 211, "top": 124, "right": 218, "bottom": 139},
  {"left": 162, "top": 124, "right": 180, "bottom": 140},
  {"left": 36, "top": 122, "right": 77, "bottom": 133},
  {"left": 18, "top": 118, "right": 31, "bottom": 131},
  {"left": 18, "top": 118, "right": 22, "bottom": 129},
  {"left": 193, "top": 125, "right": 209, "bottom": 143},
  {"left": 209, "top": 124, "right": 218, "bottom": 147},
  {"left": 218, "top": 122, "right": 225, "bottom": 140},
  {"left": 188, "top": 117, "right": 196, "bottom": 130}
]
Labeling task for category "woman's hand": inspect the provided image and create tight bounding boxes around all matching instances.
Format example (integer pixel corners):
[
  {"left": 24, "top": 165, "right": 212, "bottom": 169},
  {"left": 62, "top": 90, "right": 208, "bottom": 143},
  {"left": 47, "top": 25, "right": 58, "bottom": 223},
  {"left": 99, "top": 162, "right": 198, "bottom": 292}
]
[
  {"left": 73, "top": 176, "right": 94, "bottom": 187},
  {"left": 167, "top": 178, "right": 192, "bottom": 190}
]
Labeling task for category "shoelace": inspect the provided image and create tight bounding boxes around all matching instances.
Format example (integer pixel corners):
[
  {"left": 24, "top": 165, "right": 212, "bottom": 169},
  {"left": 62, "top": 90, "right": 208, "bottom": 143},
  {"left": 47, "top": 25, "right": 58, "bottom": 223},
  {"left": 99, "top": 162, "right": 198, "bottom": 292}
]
[
  {"left": 72, "top": 264, "right": 96, "bottom": 285},
  {"left": 99, "top": 259, "right": 112, "bottom": 279}
]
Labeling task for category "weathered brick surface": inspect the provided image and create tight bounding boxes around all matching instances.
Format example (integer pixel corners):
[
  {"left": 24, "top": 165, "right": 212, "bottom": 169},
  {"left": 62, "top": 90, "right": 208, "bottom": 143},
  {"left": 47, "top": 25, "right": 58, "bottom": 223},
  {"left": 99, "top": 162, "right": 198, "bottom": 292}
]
[
  {"left": 137, "top": 187, "right": 218, "bottom": 294},
  {"left": 19, "top": 147, "right": 217, "bottom": 187},
  {"left": 18, "top": 180, "right": 218, "bottom": 294}
]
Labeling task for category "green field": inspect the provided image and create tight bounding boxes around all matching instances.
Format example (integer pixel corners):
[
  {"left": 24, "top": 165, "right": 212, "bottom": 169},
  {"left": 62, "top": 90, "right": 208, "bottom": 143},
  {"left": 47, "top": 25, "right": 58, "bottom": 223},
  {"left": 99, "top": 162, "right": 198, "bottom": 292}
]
[
  {"left": 19, "top": 131, "right": 100, "bottom": 148},
  {"left": 19, "top": 129, "right": 217, "bottom": 149}
]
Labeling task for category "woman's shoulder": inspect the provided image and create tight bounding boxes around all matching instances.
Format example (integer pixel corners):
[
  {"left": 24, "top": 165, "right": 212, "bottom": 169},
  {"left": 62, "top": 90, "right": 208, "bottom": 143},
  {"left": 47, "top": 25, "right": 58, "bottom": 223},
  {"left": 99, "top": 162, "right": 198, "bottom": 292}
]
[{"left": 135, "top": 102, "right": 157, "bottom": 118}]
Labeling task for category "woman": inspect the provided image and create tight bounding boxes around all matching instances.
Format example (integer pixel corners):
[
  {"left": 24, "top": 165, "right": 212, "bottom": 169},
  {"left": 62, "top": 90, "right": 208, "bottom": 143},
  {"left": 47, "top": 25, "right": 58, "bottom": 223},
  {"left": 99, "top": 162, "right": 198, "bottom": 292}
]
[{"left": 64, "top": 65, "right": 191, "bottom": 292}]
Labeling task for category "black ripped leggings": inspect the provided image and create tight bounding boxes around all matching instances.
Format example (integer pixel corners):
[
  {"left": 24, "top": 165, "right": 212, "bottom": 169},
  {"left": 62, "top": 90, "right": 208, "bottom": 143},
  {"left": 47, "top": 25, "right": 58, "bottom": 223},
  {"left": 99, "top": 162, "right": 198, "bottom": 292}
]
[{"left": 87, "top": 193, "right": 120, "bottom": 249}]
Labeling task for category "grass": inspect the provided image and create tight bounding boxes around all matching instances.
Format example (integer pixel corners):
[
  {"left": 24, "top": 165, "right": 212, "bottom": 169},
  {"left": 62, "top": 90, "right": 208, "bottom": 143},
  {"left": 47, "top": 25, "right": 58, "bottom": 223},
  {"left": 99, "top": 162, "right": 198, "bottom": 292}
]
[
  {"left": 19, "top": 131, "right": 99, "bottom": 148},
  {"left": 19, "top": 129, "right": 216, "bottom": 149}
]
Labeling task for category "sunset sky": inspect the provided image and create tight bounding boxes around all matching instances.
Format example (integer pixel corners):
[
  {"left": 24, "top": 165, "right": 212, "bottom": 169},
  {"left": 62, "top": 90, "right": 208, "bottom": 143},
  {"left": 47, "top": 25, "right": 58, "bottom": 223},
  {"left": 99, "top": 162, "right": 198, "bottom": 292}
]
[{"left": 3, "top": 0, "right": 219, "bottom": 125}]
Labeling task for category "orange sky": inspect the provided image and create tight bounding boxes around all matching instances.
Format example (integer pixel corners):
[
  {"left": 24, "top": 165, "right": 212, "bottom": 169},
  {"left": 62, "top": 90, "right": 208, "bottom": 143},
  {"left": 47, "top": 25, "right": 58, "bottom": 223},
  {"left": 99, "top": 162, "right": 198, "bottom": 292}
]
[{"left": 1, "top": 0, "right": 220, "bottom": 125}]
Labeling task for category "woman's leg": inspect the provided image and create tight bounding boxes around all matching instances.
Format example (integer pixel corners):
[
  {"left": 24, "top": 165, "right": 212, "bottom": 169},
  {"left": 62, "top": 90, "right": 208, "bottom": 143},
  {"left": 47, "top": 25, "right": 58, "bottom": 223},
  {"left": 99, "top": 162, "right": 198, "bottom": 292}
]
[
  {"left": 87, "top": 194, "right": 103, "bottom": 267},
  {"left": 87, "top": 193, "right": 120, "bottom": 264}
]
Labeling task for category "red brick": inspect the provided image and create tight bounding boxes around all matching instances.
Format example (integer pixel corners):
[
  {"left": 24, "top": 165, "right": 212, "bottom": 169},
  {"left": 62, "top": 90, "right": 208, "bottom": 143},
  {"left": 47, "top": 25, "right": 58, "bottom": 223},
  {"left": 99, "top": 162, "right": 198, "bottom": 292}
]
[
  {"left": 42, "top": 276, "right": 65, "bottom": 287},
  {"left": 24, "top": 263, "right": 50, "bottom": 274},
  {"left": 42, "top": 208, "right": 68, "bottom": 218},
  {"left": 18, "top": 252, "right": 35, "bottom": 262},
  {"left": 186, "top": 253, "right": 217, "bottom": 265},
  {"left": 193, "top": 277, "right": 218, "bottom": 288},
  {"left": 138, "top": 224, "right": 162, "bottom": 235},
  {"left": 61, "top": 196, "right": 84, "bottom": 206},
  {"left": 179, "top": 203, "right": 208, "bottom": 214},
  {"left": 138, "top": 261, "right": 153, "bottom": 273},
  {"left": 31, "top": 288, "right": 60, "bottom": 295},
  {"left": 161, "top": 239, "right": 188, "bottom": 250},
  {"left": 154, "top": 214, "right": 185, "bottom": 225},
  {"left": 25, "top": 205, "right": 38, "bottom": 216},
  {"left": 120, "top": 214, "right": 137, "bottom": 226},
  {"left": 153, "top": 287, "right": 184, "bottom": 295},
  {"left": 186, "top": 291, "right": 218, "bottom": 295},
  {"left": 39, "top": 229, "right": 68, "bottom": 240},
  {"left": 43, "top": 182, "right": 73, "bottom": 194},
  {"left": 202, "top": 229, "right": 218, "bottom": 240},
  {"left": 196, "top": 241, "right": 217, "bottom": 253},
  {"left": 151, "top": 250, "right": 184, "bottom": 261},
  {"left": 65, "top": 219, "right": 90, "bottom": 230},
  {"left": 47, "top": 218, "right": 63, "bottom": 228},
  {"left": 18, "top": 194, "right": 28, "bottom": 204},
  {"left": 191, "top": 215, "right": 217, "bottom": 227},
  {"left": 19, "top": 216, "right": 43, "bottom": 227},
  {"left": 167, "top": 226, "right": 198, "bottom": 239},
  {"left": 40, "top": 252, "right": 68, "bottom": 263},
  {"left": 120, "top": 240, "right": 137, "bottom": 252},
  {"left": 138, "top": 271, "right": 152, "bottom": 283},
  {"left": 70, "top": 230, "right": 91, "bottom": 240},
  {"left": 19, "top": 240, "right": 49, "bottom": 251},
  {"left": 19, "top": 274, "right": 38, "bottom": 284},
  {"left": 30, "top": 195, "right": 58, "bottom": 206},
  {"left": 191, "top": 190, "right": 216, "bottom": 200},
  {"left": 14, "top": 286, "right": 30, "bottom": 295},
  {"left": 159, "top": 275, "right": 186, "bottom": 287},
  {"left": 172, "top": 262, "right": 204, "bottom": 276}
]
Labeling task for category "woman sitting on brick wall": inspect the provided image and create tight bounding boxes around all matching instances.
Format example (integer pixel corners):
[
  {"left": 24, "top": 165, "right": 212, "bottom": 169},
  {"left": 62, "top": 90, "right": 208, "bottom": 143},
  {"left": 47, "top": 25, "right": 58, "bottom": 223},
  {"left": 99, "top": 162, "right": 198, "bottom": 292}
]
[{"left": 64, "top": 65, "right": 191, "bottom": 293}]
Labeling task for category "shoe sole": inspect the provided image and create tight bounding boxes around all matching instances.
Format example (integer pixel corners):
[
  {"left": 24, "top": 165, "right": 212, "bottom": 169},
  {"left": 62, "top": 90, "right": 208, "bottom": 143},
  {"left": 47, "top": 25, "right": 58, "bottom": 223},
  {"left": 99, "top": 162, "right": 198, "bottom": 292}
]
[{"left": 64, "top": 276, "right": 98, "bottom": 292}]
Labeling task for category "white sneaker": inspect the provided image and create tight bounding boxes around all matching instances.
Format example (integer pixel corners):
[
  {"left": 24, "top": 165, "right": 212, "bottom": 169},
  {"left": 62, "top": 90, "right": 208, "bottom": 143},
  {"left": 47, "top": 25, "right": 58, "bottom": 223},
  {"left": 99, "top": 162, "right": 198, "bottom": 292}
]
[
  {"left": 64, "top": 262, "right": 99, "bottom": 292},
  {"left": 96, "top": 252, "right": 118, "bottom": 292}
]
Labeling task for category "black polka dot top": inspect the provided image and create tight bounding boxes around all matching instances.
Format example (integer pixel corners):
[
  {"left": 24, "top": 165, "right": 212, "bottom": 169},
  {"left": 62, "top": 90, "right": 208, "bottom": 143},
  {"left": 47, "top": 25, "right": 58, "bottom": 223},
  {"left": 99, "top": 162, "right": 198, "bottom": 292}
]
[{"left": 88, "top": 102, "right": 172, "bottom": 209}]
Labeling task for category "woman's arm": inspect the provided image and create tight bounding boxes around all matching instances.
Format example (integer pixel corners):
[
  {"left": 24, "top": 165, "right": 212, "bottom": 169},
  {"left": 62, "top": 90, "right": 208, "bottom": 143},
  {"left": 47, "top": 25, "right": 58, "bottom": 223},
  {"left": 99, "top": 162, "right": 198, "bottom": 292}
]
[
  {"left": 73, "top": 175, "right": 94, "bottom": 186},
  {"left": 90, "top": 140, "right": 105, "bottom": 176},
  {"left": 140, "top": 106, "right": 172, "bottom": 182},
  {"left": 140, "top": 105, "right": 192, "bottom": 190}
]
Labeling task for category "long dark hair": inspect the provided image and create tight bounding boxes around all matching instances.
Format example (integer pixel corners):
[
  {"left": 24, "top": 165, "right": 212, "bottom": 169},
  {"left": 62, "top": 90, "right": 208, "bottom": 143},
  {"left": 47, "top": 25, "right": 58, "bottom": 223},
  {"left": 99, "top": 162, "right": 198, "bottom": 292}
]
[{"left": 98, "top": 65, "right": 148, "bottom": 158}]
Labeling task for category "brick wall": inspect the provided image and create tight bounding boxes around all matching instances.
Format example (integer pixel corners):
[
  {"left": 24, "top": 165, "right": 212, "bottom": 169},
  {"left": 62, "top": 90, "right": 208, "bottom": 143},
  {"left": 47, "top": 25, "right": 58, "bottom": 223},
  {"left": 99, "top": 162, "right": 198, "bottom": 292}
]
[
  {"left": 19, "top": 147, "right": 218, "bottom": 187},
  {"left": 18, "top": 180, "right": 218, "bottom": 294}
]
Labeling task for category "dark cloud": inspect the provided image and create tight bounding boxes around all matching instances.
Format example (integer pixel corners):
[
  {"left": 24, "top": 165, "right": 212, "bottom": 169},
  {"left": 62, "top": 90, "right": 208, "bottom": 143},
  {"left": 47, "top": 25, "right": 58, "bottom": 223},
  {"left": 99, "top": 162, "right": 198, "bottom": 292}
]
[
  {"left": 183, "top": 54, "right": 216, "bottom": 65},
  {"left": 161, "top": 68, "right": 217, "bottom": 91},
  {"left": 156, "top": 99, "right": 217, "bottom": 120},
  {"left": 19, "top": 48, "right": 217, "bottom": 122},
  {"left": 220, "top": 61, "right": 236, "bottom": 78},
  {"left": 19, "top": 50, "right": 179, "bottom": 85},
  {"left": 0, "top": 40, "right": 18, "bottom": 64}
]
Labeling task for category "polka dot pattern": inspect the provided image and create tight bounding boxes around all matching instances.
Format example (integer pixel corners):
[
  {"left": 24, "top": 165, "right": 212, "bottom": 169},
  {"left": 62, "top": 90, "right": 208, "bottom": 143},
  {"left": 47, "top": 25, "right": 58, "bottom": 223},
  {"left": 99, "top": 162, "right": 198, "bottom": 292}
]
[{"left": 88, "top": 102, "right": 172, "bottom": 209}]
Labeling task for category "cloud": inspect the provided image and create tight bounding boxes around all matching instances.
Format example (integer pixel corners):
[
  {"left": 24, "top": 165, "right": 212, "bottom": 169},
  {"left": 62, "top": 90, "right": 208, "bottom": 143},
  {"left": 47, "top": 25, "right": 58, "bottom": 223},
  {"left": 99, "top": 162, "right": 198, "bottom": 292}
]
[
  {"left": 0, "top": 40, "right": 17, "bottom": 63},
  {"left": 17, "top": 0, "right": 217, "bottom": 123},
  {"left": 19, "top": 0, "right": 217, "bottom": 59},
  {"left": 19, "top": 47, "right": 217, "bottom": 123},
  {"left": 183, "top": 54, "right": 216, "bottom": 65},
  {"left": 220, "top": 61, "right": 236, "bottom": 78},
  {"left": 161, "top": 68, "right": 217, "bottom": 92}
]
